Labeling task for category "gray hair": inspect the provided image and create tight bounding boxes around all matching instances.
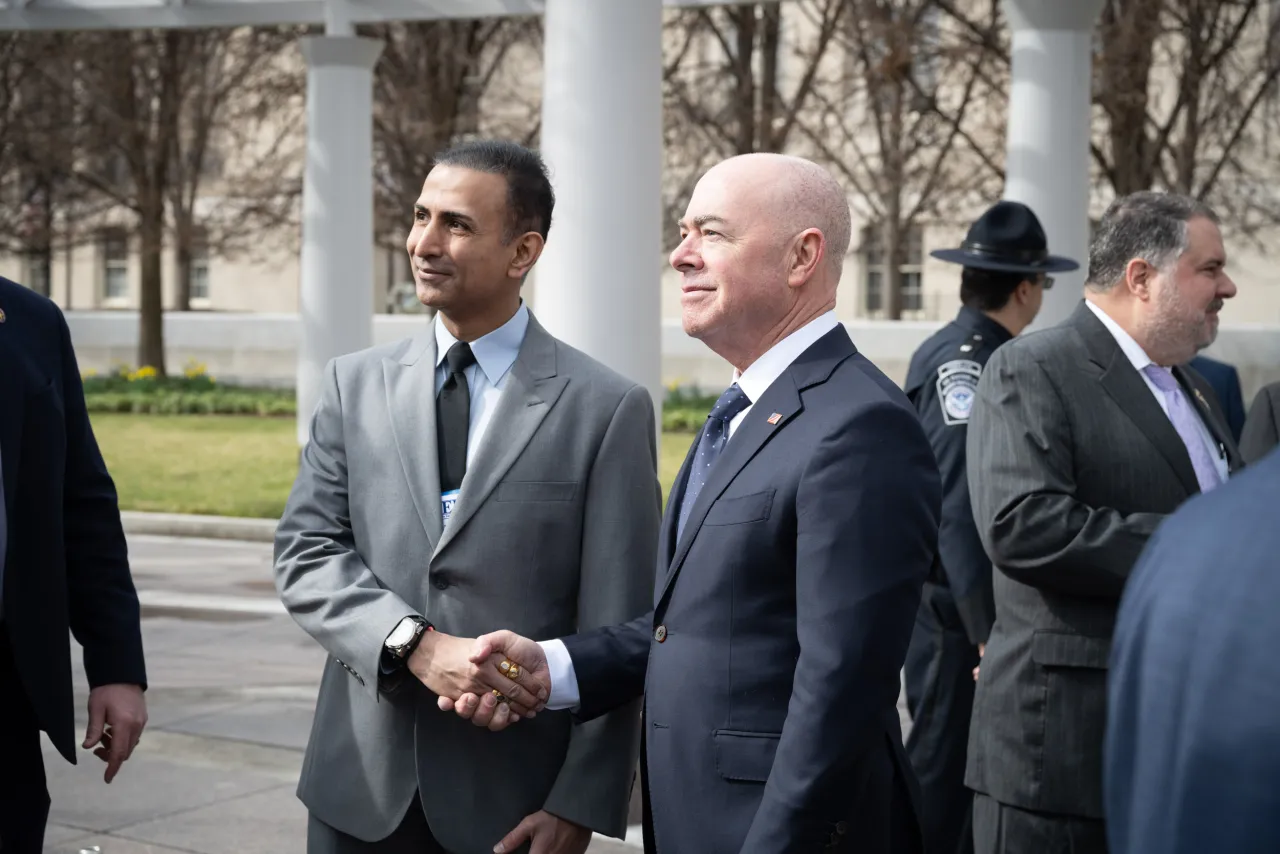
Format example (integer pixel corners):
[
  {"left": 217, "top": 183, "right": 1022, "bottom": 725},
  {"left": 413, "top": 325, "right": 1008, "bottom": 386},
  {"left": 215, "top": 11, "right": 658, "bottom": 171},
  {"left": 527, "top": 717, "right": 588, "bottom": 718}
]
[{"left": 1086, "top": 191, "right": 1219, "bottom": 292}]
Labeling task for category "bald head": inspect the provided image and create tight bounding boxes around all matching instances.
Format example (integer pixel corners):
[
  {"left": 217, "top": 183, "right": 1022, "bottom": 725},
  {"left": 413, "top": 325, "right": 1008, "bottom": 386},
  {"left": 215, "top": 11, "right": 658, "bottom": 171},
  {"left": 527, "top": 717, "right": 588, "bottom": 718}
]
[
  {"left": 702, "top": 153, "right": 852, "bottom": 283},
  {"left": 671, "top": 154, "right": 850, "bottom": 371}
]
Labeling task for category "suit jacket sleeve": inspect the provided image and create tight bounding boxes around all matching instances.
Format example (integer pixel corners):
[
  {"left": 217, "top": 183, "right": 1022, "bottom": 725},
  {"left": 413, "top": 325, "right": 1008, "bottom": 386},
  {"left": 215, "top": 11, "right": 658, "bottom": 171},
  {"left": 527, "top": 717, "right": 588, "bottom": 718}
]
[
  {"left": 57, "top": 305, "right": 147, "bottom": 690},
  {"left": 542, "top": 384, "right": 661, "bottom": 837},
  {"left": 560, "top": 612, "right": 653, "bottom": 723},
  {"left": 966, "top": 347, "right": 1163, "bottom": 600},
  {"left": 1240, "top": 384, "right": 1280, "bottom": 465},
  {"left": 273, "top": 358, "right": 419, "bottom": 700},
  {"left": 922, "top": 398, "right": 995, "bottom": 644},
  {"left": 740, "top": 401, "right": 940, "bottom": 854}
]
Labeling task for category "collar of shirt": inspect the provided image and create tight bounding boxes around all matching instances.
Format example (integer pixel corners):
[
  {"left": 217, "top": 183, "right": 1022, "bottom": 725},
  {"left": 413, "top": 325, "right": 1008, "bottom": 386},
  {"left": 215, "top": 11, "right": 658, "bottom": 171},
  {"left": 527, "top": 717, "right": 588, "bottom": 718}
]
[
  {"left": 956, "top": 305, "right": 1014, "bottom": 348},
  {"left": 732, "top": 310, "right": 841, "bottom": 405},
  {"left": 433, "top": 301, "right": 529, "bottom": 387},
  {"left": 1085, "top": 298, "right": 1156, "bottom": 373}
]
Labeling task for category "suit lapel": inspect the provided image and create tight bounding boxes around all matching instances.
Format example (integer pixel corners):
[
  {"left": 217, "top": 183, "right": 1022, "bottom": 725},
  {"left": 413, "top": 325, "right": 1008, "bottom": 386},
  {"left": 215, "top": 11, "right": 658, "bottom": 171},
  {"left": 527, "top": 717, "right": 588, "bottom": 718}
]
[
  {"left": 1176, "top": 365, "right": 1244, "bottom": 473},
  {"left": 1073, "top": 303, "right": 1200, "bottom": 494},
  {"left": 383, "top": 332, "right": 445, "bottom": 552},
  {"left": 656, "top": 326, "right": 854, "bottom": 611},
  {"left": 654, "top": 434, "right": 698, "bottom": 606},
  {"left": 432, "top": 316, "right": 567, "bottom": 559}
]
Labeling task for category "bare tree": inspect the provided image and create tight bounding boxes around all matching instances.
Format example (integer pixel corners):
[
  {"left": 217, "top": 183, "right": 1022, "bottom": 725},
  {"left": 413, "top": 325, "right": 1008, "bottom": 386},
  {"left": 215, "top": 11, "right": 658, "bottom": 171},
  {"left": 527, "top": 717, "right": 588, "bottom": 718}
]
[
  {"left": 0, "top": 32, "right": 106, "bottom": 296},
  {"left": 798, "top": 0, "right": 1004, "bottom": 318},
  {"left": 938, "top": 0, "right": 1280, "bottom": 237},
  {"left": 167, "top": 26, "right": 304, "bottom": 310},
  {"left": 660, "top": 1, "right": 848, "bottom": 246}
]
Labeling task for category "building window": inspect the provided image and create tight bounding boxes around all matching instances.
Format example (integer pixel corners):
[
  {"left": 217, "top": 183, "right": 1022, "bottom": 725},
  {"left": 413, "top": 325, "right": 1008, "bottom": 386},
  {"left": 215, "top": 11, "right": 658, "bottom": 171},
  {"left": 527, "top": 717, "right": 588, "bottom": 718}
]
[
  {"left": 101, "top": 229, "right": 129, "bottom": 302},
  {"left": 189, "top": 229, "right": 211, "bottom": 304},
  {"left": 863, "top": 222, "right": 924, "bottom": 316}
]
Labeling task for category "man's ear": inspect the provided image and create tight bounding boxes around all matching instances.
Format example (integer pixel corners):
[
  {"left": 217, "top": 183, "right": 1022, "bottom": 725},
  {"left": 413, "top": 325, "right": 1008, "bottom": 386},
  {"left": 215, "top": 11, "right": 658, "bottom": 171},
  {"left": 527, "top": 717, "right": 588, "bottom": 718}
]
[
  {"left": 1124, "top": 257, "right": 1155, "bottom": 300},
  {"left": 1014, "top": 278, "right": 1035, "bottom": 305},
  {"left": 508, "top": 232, "right": 545, "bottom": 281},
  {"left": 787, "top": 228, "right": 825, "bottom": 288}
]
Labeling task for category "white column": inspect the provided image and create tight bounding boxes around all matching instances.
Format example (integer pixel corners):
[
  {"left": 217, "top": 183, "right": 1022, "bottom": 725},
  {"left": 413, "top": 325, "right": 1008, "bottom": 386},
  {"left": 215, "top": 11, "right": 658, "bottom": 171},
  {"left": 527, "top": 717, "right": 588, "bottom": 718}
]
[
  {"left": 296, "top": 34, "right": 383, "bottom": 445},
  {"left": 1003, "top": 0, "right": 1104, "bottom": 330},
  {"left": 534, "top": 0, "right": 664, "bottom": 424}
]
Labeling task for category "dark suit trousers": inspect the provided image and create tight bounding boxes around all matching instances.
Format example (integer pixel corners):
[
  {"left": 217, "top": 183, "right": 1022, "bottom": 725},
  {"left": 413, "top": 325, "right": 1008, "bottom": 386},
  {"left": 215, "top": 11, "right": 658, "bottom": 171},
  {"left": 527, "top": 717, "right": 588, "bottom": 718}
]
[
  {"left": 904, "top": 583, "right": 979, "bottom": 854},
  {"left": 972, "top": 794, "right": 1107, "bottom": 854},
  {"left": 307, "top": 793, "right": 529, "bottom": 854},
  {"left": 0, "top": 627, "right": 51, "bottom": 854}
]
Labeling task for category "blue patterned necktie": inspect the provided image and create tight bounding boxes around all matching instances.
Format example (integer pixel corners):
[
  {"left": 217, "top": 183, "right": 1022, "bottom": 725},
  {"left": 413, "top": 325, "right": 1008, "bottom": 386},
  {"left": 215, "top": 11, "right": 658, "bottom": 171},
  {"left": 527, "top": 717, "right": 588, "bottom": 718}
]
[
  {"left": 676, "top": 383, "right": 752, "bottom": 539},
  {"left": 1141, "top": 364, "right": 1222, "bottom": 492}
]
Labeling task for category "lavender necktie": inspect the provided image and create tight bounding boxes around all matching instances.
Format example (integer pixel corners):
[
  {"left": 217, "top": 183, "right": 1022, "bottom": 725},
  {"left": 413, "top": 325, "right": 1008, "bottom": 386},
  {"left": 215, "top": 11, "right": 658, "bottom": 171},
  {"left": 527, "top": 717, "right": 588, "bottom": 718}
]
[{"left": 1141, "top": 364, "right": 1222, "bottom": 492}]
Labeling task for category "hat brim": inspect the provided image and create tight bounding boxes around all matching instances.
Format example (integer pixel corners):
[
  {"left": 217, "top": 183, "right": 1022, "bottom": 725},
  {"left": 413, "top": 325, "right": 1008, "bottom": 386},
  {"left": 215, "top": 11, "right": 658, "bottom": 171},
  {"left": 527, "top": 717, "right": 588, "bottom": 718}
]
[{"left": 930, "top": 248, "right": 1080, "bottom": 274}]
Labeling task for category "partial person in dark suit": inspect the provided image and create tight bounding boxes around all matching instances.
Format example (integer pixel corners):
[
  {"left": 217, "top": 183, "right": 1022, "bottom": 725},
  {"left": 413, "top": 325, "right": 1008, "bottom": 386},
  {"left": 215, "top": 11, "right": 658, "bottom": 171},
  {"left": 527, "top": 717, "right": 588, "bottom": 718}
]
[
  {"left": 1187, "top": 354, "right": 1245, "bottom": 441},
  {"left": 1106, "top": 444, "right": 1280, "bottom": 854},
  {"left": 965, "top": 191, "right": 1243, "bottom": 853},
  {"left": 0, "top": 278, "right": 148, "bottom": 854},
  {"left": 1239, "top": 379, "right": 1280, "bottom": 462},
  {"left": 441, "top": 153, "right": 942, "bottom": 854},
  {"left": 902, "top": 200, "right": 1078, "bottom": 854}
]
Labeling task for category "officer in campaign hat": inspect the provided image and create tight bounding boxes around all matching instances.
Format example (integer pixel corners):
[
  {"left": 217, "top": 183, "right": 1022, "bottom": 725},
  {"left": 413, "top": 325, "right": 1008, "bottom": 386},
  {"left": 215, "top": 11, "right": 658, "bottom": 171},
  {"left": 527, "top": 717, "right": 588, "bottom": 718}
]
[{"left": 902, "top": 200, "right": 1079, "bottom": 854}]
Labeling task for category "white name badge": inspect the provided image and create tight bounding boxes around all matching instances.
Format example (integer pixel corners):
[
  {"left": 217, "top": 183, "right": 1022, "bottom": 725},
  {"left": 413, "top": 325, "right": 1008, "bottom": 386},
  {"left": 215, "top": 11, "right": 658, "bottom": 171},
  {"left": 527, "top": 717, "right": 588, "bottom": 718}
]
[{"left": 441, "top": 489, "right": 460, "bottom": 525}]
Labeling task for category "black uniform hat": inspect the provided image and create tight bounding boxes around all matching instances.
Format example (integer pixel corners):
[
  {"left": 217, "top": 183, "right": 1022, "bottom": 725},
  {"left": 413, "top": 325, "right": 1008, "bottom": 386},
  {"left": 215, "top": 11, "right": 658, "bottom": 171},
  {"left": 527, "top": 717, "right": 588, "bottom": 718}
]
[{"left": 931, "top": 201, "right": 1080, "bottom": 275}]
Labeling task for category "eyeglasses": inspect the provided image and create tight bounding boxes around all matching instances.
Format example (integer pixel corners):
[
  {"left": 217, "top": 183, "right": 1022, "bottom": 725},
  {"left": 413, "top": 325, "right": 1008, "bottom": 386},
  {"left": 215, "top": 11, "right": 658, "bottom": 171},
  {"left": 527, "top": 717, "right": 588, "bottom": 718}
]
[{"left": 1040, "top": 275, "right": 1055, "bottom": 290}]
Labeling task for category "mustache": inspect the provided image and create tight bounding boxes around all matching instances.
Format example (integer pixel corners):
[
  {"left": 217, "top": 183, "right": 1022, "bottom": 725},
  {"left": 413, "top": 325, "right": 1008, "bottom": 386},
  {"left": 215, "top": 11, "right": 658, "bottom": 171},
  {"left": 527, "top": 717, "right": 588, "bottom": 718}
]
[{"left": 1207, "top": 299, "right": 1224, "bottom": 313}]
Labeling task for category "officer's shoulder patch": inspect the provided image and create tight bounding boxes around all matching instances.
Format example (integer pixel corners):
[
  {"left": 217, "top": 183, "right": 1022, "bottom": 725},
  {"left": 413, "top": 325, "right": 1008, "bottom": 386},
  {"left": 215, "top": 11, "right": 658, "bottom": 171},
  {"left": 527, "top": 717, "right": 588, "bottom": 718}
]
[{"left": 935, "top": 358, "right": 982, "bottom": 425}]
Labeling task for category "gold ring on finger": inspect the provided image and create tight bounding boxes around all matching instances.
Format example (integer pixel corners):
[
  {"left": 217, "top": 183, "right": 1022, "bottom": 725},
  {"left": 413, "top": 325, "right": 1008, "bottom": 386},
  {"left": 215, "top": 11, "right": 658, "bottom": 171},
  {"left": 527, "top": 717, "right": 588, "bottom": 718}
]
[
  {"left": 492, "top": 689, "right": 509, "bottom": 704},
  {"left": 507, "top": 664, "right": 521, "bottom": 680},
  {"left": 499, "top": 659, "right": 513, "bottom": 674}
]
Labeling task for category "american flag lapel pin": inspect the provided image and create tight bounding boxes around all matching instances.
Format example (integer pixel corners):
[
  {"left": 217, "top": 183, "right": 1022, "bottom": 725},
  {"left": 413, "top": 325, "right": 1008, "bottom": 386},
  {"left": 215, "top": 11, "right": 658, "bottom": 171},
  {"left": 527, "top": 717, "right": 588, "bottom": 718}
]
[
  {"left": 1193, "top": 388, "right": 1209, "bottom": 409},
  {"left": 0, "top": 307, "right": 6, "bottom": 323},
  {"left": 766, "top": 412, "right": 782, "bottom": 425}
]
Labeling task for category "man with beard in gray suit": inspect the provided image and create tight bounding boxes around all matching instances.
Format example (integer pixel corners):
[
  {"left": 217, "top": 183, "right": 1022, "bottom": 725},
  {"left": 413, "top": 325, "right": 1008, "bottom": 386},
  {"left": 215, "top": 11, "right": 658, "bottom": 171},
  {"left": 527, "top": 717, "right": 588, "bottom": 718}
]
[
  {"left": 274, "top": 140, "right": 660, "bottom": 854},
  {"left": 964, "top": 191, "right": 1244, "bottom": 853}
]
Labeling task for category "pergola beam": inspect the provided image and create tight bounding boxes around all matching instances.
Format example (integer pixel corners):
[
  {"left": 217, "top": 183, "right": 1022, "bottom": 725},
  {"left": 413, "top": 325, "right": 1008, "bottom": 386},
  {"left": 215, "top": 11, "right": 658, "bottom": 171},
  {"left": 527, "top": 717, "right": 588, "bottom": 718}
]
[{"left": 0, "top": 0, "right": 775, "bottom": 31}]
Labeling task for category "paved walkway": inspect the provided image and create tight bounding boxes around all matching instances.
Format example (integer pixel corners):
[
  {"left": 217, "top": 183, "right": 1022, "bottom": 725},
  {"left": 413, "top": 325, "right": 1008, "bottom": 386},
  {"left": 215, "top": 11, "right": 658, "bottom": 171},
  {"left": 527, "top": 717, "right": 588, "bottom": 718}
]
[
  {"left": 42, "top": 535, "right": 637, "bottom": 854},
  {"left": 43, "top": 534, "right": 909, "bottom": 854}
]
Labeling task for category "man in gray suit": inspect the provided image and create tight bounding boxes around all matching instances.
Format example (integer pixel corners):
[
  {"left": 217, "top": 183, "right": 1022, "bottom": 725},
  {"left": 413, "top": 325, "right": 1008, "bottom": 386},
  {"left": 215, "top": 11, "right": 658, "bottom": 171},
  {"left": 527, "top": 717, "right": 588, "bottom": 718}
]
[
  {"left": 274, "top": 140, "right": 660, "bottom": 854},
  {"left": 964, "top": 191, "right": 1244, "bottom": 853}
]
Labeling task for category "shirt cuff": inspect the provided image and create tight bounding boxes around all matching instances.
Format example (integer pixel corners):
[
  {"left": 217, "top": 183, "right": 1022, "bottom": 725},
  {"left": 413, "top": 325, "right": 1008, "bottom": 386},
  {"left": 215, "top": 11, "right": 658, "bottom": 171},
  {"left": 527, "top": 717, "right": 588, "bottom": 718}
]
[{"left": 538, "top": 638, "right": 581, "bottom": 712}]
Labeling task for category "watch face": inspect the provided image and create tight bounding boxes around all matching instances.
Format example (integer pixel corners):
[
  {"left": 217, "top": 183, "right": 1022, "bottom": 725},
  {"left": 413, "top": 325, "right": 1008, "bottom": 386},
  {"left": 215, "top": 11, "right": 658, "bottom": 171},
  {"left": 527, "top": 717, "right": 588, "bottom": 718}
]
[{"left": 386, "top": 619, "right": 416, "bottom": 649}]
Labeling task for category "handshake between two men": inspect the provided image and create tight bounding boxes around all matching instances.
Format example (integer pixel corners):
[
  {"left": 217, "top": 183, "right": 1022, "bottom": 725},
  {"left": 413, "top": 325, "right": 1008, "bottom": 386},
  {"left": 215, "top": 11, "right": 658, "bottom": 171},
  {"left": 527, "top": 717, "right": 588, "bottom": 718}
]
[{"left": 409, "top": 628, "right": 551, "bottom": 731}]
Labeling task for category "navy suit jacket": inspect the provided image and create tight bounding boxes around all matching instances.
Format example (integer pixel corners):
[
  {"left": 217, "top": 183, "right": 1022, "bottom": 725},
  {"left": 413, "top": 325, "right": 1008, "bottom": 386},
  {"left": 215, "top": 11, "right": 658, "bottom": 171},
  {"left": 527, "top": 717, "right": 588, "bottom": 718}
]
[
  {"left": 1187, "top": 355, "right": 1245, "bottom": 442},
  {"left": 562, "top": 327, "right": 941, "bottom": 854},
  {"left": 1106, "top": 445, "right": 1280, "bottom": 854},
  {"left": 0, "top": 278, "right": 145, "bottom": 763}
]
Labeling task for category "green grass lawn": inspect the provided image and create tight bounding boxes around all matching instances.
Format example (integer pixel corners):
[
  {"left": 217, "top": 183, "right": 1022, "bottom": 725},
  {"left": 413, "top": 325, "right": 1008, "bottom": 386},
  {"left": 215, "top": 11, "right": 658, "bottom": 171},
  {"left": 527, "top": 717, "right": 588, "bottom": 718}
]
[{"left": 91, "top": 413, "right": 694, "bottom": 519}]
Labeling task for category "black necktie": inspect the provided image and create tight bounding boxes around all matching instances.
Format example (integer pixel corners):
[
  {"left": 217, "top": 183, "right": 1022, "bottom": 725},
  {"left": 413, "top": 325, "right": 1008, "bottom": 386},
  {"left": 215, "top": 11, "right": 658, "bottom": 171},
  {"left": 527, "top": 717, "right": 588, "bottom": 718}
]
[
  {"left": 437, "top": 342, "right": 476, "bottom": 493},
  {"left": 676, "top": 383, "right": 752, "bottom": 539}
]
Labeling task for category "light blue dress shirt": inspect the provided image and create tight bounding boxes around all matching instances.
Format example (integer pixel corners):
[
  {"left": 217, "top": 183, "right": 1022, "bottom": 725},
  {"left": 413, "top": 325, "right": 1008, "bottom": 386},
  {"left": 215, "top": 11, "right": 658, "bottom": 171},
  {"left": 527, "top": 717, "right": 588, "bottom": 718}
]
[{"left": 432, "top": 301, "right": 530, "bottom": 481}]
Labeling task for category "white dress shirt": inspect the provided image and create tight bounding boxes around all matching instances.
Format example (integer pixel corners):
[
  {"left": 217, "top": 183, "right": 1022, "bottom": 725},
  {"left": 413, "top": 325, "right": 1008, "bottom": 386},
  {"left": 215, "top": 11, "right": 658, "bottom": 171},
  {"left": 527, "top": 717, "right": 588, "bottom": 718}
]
[
  {"left": 538, "top": 311, "right": 842, "bottom": 711},
  {"left": 1084, "top": 300, "right": 1228, "bottom": 482},
  {"left": 433, "top": 302, "right": 529, "bottom": 477}
]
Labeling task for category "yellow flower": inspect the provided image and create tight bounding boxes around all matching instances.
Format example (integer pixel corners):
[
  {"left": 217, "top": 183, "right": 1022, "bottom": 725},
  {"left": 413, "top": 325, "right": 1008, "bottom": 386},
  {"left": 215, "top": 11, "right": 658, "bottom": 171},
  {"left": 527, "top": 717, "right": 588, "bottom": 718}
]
[
  {"left": 83, "top": 368, "right": 98, "bottom": 378},
  {"left": 129, "top": 366, "right": 158, "bottom": 381}
]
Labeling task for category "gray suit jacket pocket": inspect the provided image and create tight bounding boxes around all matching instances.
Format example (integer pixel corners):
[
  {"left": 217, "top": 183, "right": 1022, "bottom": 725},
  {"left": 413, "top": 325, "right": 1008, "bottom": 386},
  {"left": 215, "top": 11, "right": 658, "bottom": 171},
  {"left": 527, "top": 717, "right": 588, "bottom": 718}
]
[
  {"left": 714, "top": 730, "right": 781, "bottom": 782},
  {"left": 494, "top": 480, "right": 578, "bottom": 502},
  {"left": 1031, "top": 631, "right": 1111, "bottom": 669},
  {"left": 705, "top": 490, "right": 775, "bottom": 526}
]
